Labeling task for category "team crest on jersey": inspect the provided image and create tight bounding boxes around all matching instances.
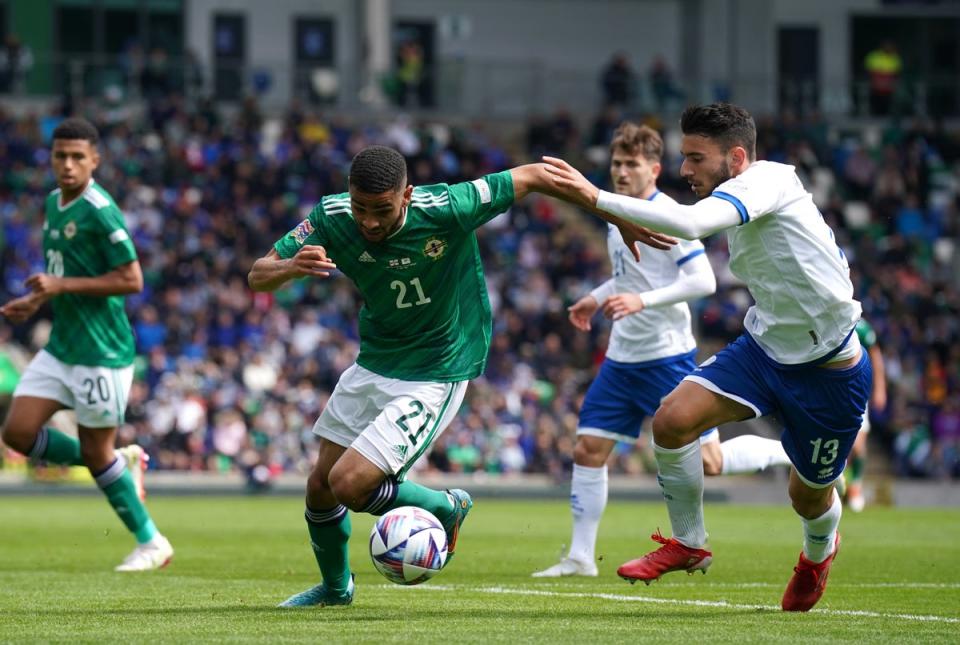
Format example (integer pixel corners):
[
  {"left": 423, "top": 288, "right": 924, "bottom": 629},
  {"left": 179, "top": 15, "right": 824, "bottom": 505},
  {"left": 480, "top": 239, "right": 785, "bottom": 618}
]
[
  {"left": 64, "top": 221, "right": 77, "bottom": 239},
  {"left": 423, "top": 237, "right": 447, "bottom": 260},
  {"left": 290, "top": 219, "right": 314, "bottom": 244}
]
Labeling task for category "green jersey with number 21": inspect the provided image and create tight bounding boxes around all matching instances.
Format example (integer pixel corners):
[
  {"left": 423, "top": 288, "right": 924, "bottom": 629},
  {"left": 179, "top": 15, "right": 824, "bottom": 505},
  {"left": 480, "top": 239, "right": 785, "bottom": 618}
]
[
  {"left": 42, "top": 180, "right": 138, "bottom": 367},
  {"left": 275, "top": 170, "right": 515, "bottom": 382}
]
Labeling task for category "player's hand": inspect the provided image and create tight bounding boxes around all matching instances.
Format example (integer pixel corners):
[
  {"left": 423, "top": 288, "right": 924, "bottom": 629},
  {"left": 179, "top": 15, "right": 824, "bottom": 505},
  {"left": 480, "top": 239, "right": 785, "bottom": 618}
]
[
  {"left": 617, "top": 222, "right": 677, "bottom": 257},
  {"left": 292, "top": 245, "right": 337, "bottom": 278},
  {"left": 0, "top": 293, "right": 44, "bottom": 324},
  {"left": 25, "top": 273, "right": 64, "bottom": 297},
  {"left": 541, "top": 156, "right": 600, "bottom": 208},
  {"left": 602, "top": 293, "right": 645, "bottom": 321},
  {"left": 567, "top": 295, "right": 600, "bottom": 331}
]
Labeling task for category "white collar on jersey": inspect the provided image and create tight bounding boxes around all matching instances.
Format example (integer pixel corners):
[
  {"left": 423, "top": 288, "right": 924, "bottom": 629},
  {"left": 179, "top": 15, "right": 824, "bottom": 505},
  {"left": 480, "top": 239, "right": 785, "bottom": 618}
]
[{"left": 57, "top": 178, "right": 95, "bottom": 212}]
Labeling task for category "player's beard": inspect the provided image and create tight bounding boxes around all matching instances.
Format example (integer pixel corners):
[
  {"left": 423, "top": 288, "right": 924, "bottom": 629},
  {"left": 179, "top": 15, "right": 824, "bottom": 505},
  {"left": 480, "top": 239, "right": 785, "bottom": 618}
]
[{"left": 708, "top": 159, "right": 732, "bottom": 193}]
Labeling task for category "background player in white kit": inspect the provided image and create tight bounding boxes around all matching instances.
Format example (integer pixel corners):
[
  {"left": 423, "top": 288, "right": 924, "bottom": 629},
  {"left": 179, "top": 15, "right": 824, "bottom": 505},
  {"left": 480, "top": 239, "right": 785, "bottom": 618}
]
[
  {"left": 532, "top": 123, "right": 789, "bottom": 578},
  {"left": 543, "top": 103, "right": 871, "bottom": 612}
]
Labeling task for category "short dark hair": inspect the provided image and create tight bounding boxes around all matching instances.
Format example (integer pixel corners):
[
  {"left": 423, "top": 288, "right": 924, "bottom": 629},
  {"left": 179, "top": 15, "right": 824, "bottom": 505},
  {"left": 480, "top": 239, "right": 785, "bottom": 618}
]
[
  {"left": 52, "top": 117, "right": 100, "bottom": 145},
  {"left": 610, "top": 122, "right": 663, "bottom": 162},
  {"left": 680, "top": 103, "right": 756, "bottom": 160},
  {"left": 348, "top": 146, "right": 408, "bottom": 194}
]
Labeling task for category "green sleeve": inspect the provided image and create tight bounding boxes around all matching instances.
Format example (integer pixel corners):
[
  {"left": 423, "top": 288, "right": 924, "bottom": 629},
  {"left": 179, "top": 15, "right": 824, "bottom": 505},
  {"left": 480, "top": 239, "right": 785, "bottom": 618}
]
[
  {"left": 98, "top": 206, "right": 138, "bottom": 268},
  {"left": 274, "top": 205, "right": 326, "bottom": 259},
  {"left": 447, "top": 170, "right": 515, "bottom": 231},
  {"left": 856, "top": 319, "right": 877, "bottom": 349}
]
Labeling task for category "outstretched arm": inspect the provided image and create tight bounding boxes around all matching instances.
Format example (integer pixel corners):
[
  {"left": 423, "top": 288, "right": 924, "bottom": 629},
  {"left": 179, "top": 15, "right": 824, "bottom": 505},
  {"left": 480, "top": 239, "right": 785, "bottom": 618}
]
[
  {"left": 0, "top": 291, "right": 49, "bottom": 324},
  {"left": 510, "top": 163, "right": 678, "bottom": 252},
  {"left": 542, "top": 156, "right": 741, "bottom": 240},
  {"left": 248, "top": 246, "right": 337, "bottom": 292},
  {"left": 25, "top": 260, "right": 143, "bottom": 298}
]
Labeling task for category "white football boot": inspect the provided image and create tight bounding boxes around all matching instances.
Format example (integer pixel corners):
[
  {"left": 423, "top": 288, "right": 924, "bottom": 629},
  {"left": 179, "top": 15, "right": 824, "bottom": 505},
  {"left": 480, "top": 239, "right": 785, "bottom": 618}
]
[
  {"left": 531, "top": 557, "right": 598, "bottom": 578},
  {"left": 115, "top": 534, "right": 174, "bottom": 572}
]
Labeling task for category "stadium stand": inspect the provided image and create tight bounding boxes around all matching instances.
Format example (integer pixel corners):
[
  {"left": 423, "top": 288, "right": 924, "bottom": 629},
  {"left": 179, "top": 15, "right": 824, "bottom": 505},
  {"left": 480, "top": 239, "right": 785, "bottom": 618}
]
[{"left": 0, "top": 93, "right": 958, "bottom": 482}]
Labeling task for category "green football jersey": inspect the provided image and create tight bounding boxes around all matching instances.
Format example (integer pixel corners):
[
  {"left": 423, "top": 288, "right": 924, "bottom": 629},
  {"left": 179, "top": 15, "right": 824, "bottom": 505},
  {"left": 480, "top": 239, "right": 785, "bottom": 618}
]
[
  {"left": 275, "top": 170, "right": 515, "bottom": 382},
  {"left": 855, "top": 318, "right": 877, "bottom": 350},
  {"left": 42, "top": 180, "right": 138, "bottom": 367}
]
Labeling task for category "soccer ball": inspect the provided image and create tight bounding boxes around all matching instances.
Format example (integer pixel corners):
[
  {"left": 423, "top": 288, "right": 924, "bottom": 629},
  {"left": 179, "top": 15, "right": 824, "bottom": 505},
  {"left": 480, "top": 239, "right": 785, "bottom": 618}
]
[{"left": 369, "top": 506, "right": 448, "bottom": 585}]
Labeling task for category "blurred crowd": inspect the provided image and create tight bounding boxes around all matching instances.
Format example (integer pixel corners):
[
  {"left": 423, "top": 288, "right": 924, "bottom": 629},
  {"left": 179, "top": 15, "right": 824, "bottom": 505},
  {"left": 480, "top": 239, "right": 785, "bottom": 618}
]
[{"left": 1, "top": 93, "right": 959, "bottom": 483}]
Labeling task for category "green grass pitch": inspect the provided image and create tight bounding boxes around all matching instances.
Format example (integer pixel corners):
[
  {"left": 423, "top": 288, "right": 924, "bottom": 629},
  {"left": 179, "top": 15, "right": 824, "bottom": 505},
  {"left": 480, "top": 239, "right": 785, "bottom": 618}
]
[{"left": 0, "top": 495, "right": 957, "bottom": 643}]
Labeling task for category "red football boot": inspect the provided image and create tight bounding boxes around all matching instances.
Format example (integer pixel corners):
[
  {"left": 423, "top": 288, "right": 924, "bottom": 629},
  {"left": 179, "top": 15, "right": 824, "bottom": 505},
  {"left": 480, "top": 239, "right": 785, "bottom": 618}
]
[
  {"left": 617, "top": 529, "right": 713, "bottom": 585},
  {"left": 782, "top": 533, "right": 841, "bottom": 611}
]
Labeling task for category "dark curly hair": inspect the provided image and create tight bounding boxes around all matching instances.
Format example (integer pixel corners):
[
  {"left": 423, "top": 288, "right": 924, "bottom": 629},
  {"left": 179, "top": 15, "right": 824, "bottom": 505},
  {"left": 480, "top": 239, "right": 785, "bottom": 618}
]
[
  {"left": 680, "top": 103, "right": 756, "bottom": 161},
  {"left": 52, "top": 117, "right": 100, "bottom": 145},
  {"left": 349, "top": 145, "right": 408, "bottom": 194}
]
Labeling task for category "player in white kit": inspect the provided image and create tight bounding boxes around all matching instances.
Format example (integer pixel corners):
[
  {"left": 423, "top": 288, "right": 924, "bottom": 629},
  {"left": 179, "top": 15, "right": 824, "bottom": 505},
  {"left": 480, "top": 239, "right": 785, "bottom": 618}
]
[
  {"left": 531, "top": 123, "right": 789, "bottom": 579},
  {"left": 543, "top": 103, "right": 871, "bottom": 611}
]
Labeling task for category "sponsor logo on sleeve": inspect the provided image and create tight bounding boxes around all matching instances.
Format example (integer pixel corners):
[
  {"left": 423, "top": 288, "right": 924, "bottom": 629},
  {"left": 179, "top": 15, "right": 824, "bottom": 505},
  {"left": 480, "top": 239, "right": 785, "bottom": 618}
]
[
  {"left": 290, "top": 219, "right": 315, "bottom": 244},
  {"left": 471, "top": 178, "right": 492, "bottom": 204},
  {"left": 107, "top": 227, "right": 128, "bottom": 244}
]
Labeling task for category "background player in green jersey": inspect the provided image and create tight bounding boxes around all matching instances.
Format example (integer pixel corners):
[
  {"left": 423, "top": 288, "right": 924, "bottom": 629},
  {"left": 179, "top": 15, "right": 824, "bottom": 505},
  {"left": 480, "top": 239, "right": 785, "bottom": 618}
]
[
  {"left": 0, "top": 118, "right": 173, "bottom": 571},
  {"left": 844, "top": 318, "right": 887, "bottom": 511},
  {"left": 249, "top": 145, "right": 670, "bottom": 608}
]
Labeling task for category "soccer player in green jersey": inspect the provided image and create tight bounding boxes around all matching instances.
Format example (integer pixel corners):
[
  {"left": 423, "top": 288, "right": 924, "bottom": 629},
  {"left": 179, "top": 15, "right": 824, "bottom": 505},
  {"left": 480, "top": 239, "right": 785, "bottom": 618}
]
[
  {"left": 0, "top": 117, "right": 173, "bottom": 571},
  {"left": 250, "top": 145, "right": 672, "bottom": 607},
  {"left": 843, "top": 318, "right": 887, "bottom": 511}
]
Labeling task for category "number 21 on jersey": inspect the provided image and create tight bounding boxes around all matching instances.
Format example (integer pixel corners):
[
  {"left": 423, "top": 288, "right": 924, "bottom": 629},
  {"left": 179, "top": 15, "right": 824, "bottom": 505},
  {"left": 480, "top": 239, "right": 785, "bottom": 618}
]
[{"left": 391, "top": 277, "right": 431, "bottom": 309}]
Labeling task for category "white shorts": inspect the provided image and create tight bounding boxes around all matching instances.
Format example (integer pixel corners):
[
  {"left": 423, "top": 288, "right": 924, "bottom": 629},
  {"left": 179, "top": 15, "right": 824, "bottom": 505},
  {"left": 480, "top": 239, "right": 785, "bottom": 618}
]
[
  {"left": 13, "top": 350, "right": 134, "bottom": 428},
  {"left": 314, "top": 363, "right": 468, "bottom": 479}
]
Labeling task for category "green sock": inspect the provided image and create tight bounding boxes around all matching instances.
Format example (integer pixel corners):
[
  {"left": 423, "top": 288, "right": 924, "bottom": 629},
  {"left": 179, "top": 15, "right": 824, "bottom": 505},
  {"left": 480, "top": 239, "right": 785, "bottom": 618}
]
[
  {"left": 392, "top": 481, "right": 455, "bottom": 524},
  {"left": 305, "top": 506, "right": 352, "bottom": 592},
  {"left": 96, "top": 461, "right": 157, "bottom": 544},
  {"left": 31, "top": 427, "right": 84, "bottom": 466},
  {"left": 849, "top": 455, "right": 865, "bottom": 484}
]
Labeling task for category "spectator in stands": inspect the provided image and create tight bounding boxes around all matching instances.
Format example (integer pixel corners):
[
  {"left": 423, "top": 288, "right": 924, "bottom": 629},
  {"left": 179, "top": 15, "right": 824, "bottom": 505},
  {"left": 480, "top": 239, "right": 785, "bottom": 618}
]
[
  {"left": 0, "top": 34, "right": 34, "bottom": 95},
  {"left": 649, "top": 55, "right": 684, "bottom": 114},
  {"left": 864, "top": 41, "right": 902, "bottom": 116},
  {"left": 600, "top": 52, "right": 636, "bottom": 108}
]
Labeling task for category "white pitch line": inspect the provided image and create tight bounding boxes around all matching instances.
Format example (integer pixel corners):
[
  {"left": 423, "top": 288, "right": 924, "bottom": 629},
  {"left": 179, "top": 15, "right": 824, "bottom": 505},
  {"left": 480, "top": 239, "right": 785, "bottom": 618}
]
[
  {"left": 377, "top": 584, "right": 960, "bottom": 624},
  {"left": 529, "top": 581, "right": 960, "bottom": 590}
]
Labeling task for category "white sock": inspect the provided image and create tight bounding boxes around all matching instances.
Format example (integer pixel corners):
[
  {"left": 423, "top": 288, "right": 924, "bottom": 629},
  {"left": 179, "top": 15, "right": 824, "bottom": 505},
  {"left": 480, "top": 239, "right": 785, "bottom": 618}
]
[
  {"left": 801, "top": 489, "right": 841, "bottom": 563},
  {"left": 654, "top": 441, "right": 706, "bottom": 549},
  {"left": 567, "top": 464, "right": 607, "bottom": 564},
  {"left": 720, "top": 435, "right": 791, "bottom": 474}
]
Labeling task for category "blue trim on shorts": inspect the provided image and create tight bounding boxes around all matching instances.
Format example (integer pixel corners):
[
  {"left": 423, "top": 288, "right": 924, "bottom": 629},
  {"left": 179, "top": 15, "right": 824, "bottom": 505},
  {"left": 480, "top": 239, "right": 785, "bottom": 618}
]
[{"left": 711, "top": 191, "right": 749, "bottom": 225}]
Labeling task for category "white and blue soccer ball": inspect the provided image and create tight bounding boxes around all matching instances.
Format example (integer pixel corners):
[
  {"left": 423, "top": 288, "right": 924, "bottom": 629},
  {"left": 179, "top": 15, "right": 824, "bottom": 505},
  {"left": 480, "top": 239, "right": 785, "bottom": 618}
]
[{"left": 369, "top": 506, "right": 448, "bottom": 585}]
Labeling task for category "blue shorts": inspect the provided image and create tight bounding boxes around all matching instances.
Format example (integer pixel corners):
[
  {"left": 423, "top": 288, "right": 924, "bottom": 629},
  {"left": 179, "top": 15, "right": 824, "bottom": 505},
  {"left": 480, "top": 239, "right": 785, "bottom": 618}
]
[
  {"left": 579, "top": 352, "right": 716, "bottom": 443},
  {"left": 684, "top": 333, "right": 872, "bottom": 486}
]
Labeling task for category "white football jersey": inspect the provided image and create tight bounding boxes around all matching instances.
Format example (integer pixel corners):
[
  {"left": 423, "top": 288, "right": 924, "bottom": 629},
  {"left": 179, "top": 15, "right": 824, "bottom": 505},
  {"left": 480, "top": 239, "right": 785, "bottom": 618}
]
[
  {"left": 603, "top": 191, "right": 708, "bottom": 363},
  {"left": 711, "top": 161, "right": 861, "bottom": 365}
]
